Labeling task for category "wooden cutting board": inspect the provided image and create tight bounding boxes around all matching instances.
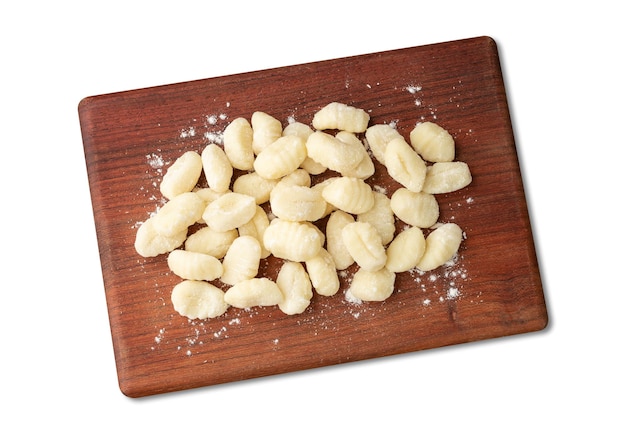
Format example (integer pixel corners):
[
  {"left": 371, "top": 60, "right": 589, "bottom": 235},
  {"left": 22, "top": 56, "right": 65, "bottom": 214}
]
[{"left": 79, "top": 36, "right": 547, "bottom": 398}]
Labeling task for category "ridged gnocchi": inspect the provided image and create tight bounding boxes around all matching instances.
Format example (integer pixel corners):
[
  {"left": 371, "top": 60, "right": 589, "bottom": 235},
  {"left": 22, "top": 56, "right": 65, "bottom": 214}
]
[
  {"left": 305, "top": 248, "right": 340, "bottom": 296},
  {"left": 151, "top": 191, "right": 205, "bottom": 237},
  {"left": 171, "top": 280, "right": 229, "bottom": 320},
  {"left": 305, "top": 131, "right": 364, "bottom": 176},
  {"left": 269, "top": 183, "right": 327, "bottom": 222},
  {"left": 202, "top": 192, "right": 256, "bottom": 232},
  {"left": 390, "top": 188, "right": 439, "bottom": 228},
  {"left": 220, "top": 235, "right": 261, "bottom": 285},
  {"left": 276, "top": 261, "right": 313, "bottom": 315},
  {"left": 385, "top": 226, "right": 426, "bottom": 272},
  {"left": 325, "top": 210, "right": 355, "bottom": 270},
  {"left": 322, "top": 177, "right": 374, "bottom": 214},
  {"left": 263, "top": 218, "right": 323, "bottom": 262},
  {"left": 223, "top": 117, "right": 254, "bottom": 170},
  {"left": 251, "top": 111, "right": 282, "bottom": 155},
  {"left": 159, "top": 150, "right": 203, "bottom": 200},
  {"left": 416, "top": 223, "right": 464, "bottom": 272},
  {"left": 135, "top": 101, "right": 473, "bottom": 321},
  {"left": 167, "top": 249, "right": 223, "bottom": 281},
  {"left": 202, "top": 143, "right": 233, "bottom": 193},
  {"left": 348, "top": 267, "right": 396, "bottom": 302},
  {"left": 312, "top": 102, "right": 370, "bottom": 133},
  {"left": 134, "top": 217, "right": 187, "bottom": 258},
  {"left": 409, "top": 121, "right": 455, "bottom": 163},
  {"left": 253, "top": 135, "right": 307, "bottom": 180},
  {"left": 224, "top": 278, "right": 283, "bottom": 309},
  {"left": 384, "top": 137, "right": 427, "bottom": 193},
  {"left": 421, "top": 162, "right": 472, "bottom": 194},
  {"left": 342, "top": 222, "right": 387, "bottom": 272}
]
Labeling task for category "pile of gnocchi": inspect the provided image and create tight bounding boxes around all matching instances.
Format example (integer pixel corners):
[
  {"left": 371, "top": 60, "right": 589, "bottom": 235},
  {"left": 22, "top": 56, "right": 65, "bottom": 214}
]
[{"left": 134, "top": 102, "right": 472, "bottom": 320}]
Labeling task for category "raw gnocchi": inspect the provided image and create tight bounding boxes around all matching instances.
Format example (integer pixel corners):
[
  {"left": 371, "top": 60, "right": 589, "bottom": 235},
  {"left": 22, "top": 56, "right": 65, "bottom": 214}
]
[
  {"left": 253, "top": 135, "right": 307, "bottom": 180},
  {"left": 409, "top": 121, "right": 455, "bottom": 163},
  {"left": 220, "top": 235, "right": 261, "bottom": 285},
  {"left": 390, "top": 188, "right": 439, "bottom": 228},
  {"left": 269, "top": 183, "right": 327, "bottom": 222},
  {"left": 151, "top": 191, "right": 205, "bottom": 237},
  {"left": 135, "top": 101, "right": 474, "bottom": 322},
  {"left": 421, "top": 162, "right": 472, "bottom": 194},
  {"left": 341, "top": 222, "right": 387, "bottom": 272},
  {"left": 416, "top": 223, "right": 464, "bottom": 272},
  {"left": 312, "top": 102, "right": 370, "bottom": 133},
  {"left": 384, "top": 137, "right": 427, "bottom": 193},
  {"left": 251, "top": 111, "right": 282, "bottom": 155},
  {"left": 305, "top": 248, "right": 340, "bottom": 296},
  {"left": 171, "top": 280, "right": 229, "bottom": 320},
  {"left": 322, "top": 177, "right": 374, "bottom": 214},
  {"left": 159, "top": 150, "right": 203, "bottom": 200},
  {"left": 276, "top": 261, "right": 313, "bottom": 315},
  {"left": 223, "top": 117, "right": 254, "bottom": 170},
  {"left": 134, "top": 217, "right": 187, "bottom": 258},
  {"left": 201, "top": 143, "right": 233, "bottom": 193},
  {"left": 348, "top": 267, "right": 396, "bottom": 302},
  {"left": 224, "top": 278, "right": 283, "bottom": 309},
  {"left": 202, "top": 192, "right": 256, "bottom": 232},
  {"left": 263, "top": 218, "right": 323, "bottom": 262},
  {"left": 167, "top": 249, "right": 223, "bottom": 281}
]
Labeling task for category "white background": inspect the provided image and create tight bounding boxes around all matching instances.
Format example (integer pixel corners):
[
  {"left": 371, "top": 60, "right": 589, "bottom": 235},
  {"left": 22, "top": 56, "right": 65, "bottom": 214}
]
[{"left": 2, "top": 1, "right": 624, "bottom": 432}]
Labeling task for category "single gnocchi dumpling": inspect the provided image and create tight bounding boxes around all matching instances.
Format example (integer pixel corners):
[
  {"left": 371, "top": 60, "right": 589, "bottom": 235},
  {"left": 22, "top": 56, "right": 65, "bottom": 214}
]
[
  {"left": 202, "top": 192, "right": 256, "bottom": 232},
  {"left": 184, "top": 226, "right": 238, "bottom": 259},
  {"left": 342, "top": 222, "right": 387, "bottom": 272},
  {"left": 223, "top": 117, "right": 254, "bottom": 170},
  {"left": 253, "top": 135, "right": 307, "bottom": 180},
  {"left": 390, "top": 188, "right": 439, "bottom": 228},
  {"left": 385, "top": 226, "right": 426, "bottom": 272},
  {"left": 312, "top": 102, "right": 370, "bottom": 133},
  {"left": 151, "top": 192, "right": 206, "bottom": 237},
  {"left": 384, "top": 137, "right": 427, "bottom": 193},
  {"left": 357, "top": 191, "right": 396, "bottom": 246},
  {"left": 224, "top": 277, "right": 283, "bottom": 309},
  {"left": 348, "top": 267, "right": 396, "bottom": 302},
  {"left": 134, "top": 217, "right": 187, "bottom": 258},
  {"left": 159, "top": 150, "right": 203, "bottom": 200},
  {"left": 171, "top": 280, "right": 229, "bottom": 320},
  {"left": 421, "top": 162, "right": 472, "bottom": 194},
  {"left": 305, "top": 248, "right": 340, "bottom": 296},
  {"left": 335, "top": 131, "right": 375, "bottom": 179},
  {"left": 325, "top": 210, "right": 355, "bottom": 270},
  {"left": 276, "top": 261, "right": 313, "bottom": 315},
  {"left": 167, "top": 249, "right": 223, "bottom": 281},
  {"left": 322, "top": 177, "right": 375, "bottom": 215},
  {"left": 365, "top": 123, "right": 404, "bottom": 165},
  {"left": 305, "top": 131, "right": 365, "bottom": 176},
  {"left": 263, "top": 218, "right": 323, "bottom": 262},
  {"left": 201, "top": 143, "right": 233, "bottom": 193},
  {"left": 251, "top": 111, "right": 283, "bottom": 155},
  {"left": 416, "top": 223, "right": 463, "bottom": 272},
  {"left": 409, "top": 121, "right": 455, "bottom": 162},
  {"left": 220, "top": 235, "right": 262, "bottom": 286},
  {"left": 269, "top": 183, "right": 327, "bottom": 222},
  {"left": 232, "top": 172, "right": 278, "bottom": 205}
]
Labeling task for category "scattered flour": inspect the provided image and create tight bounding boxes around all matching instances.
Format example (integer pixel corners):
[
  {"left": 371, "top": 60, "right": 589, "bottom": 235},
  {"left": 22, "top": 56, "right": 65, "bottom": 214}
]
[{"left": 143, "top": 83, "right": 477, "bottom": 356}]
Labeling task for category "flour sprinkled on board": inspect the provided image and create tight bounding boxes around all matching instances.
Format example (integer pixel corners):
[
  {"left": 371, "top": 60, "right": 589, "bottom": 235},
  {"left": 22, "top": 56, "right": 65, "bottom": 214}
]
[{"left": 139, "top": 89, "right": 478, "bottom": 357}]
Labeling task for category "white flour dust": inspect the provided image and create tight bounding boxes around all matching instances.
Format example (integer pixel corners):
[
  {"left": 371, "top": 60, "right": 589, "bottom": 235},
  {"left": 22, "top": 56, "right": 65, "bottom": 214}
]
[{"left": 141, "top": 82, "right": 479, "bottom": 355}]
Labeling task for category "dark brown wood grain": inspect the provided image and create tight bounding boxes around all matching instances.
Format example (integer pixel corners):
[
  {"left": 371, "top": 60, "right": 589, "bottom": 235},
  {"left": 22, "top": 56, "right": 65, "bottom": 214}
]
[{"left": 79, "top": 36, "right": 547, "bottom": 398}]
